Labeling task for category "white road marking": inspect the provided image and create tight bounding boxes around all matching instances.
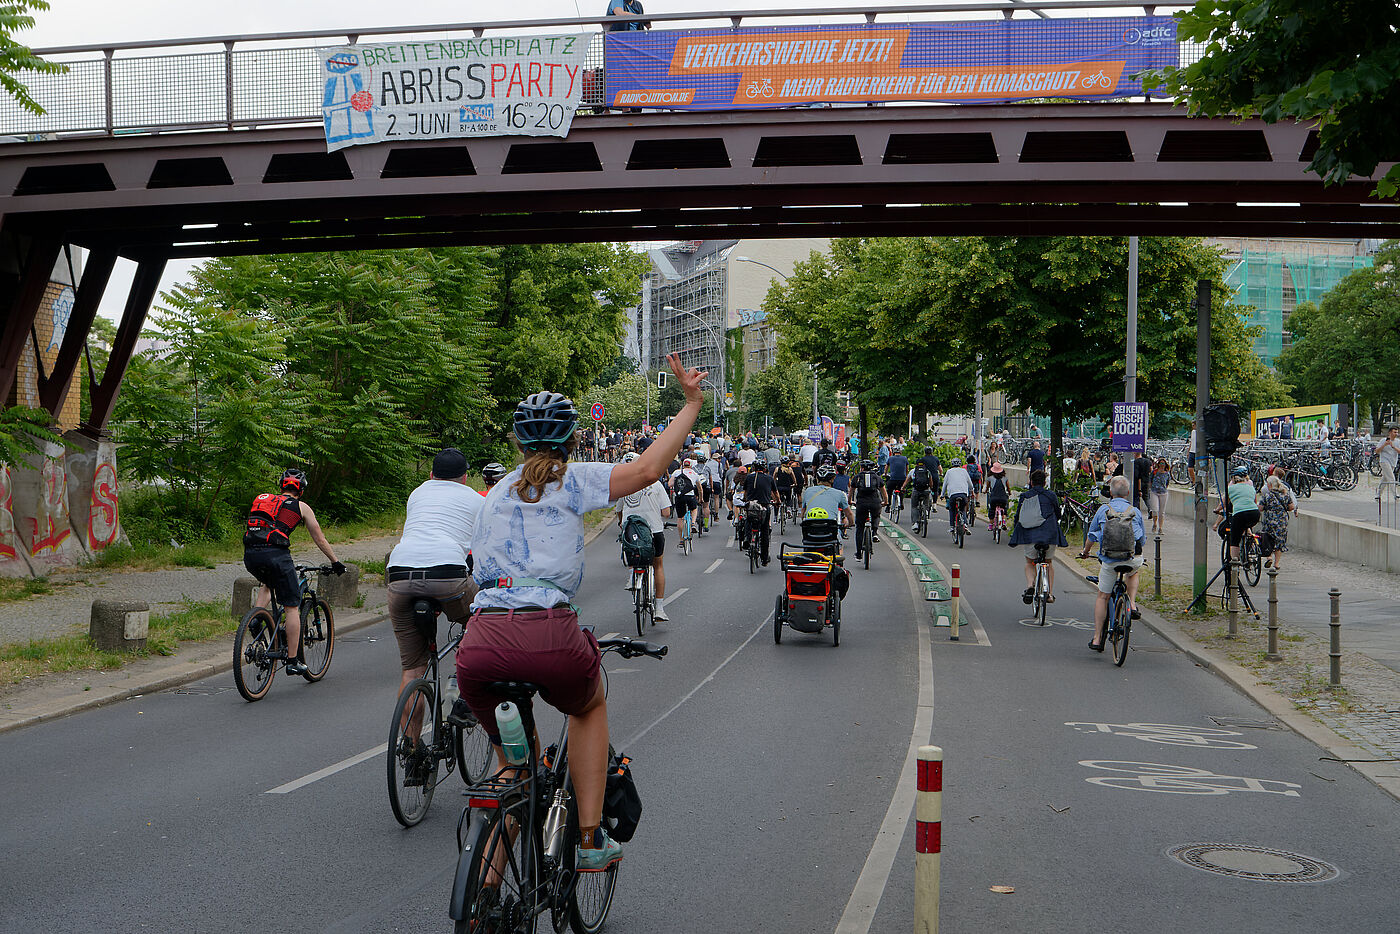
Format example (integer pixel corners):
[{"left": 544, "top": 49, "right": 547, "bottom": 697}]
[
  {"left": 659, "top": 587, "right": 688, "bottom": 608},
  {"left": 265, "top": 744, "right": 386, "bottom": 794},
  {"left": 601, "top": 632, "right": 621, "bottom": 640},
  {"left": 703, "top": 559, "right": 723, "bottom": 574},
  {"left": 833, "top": 538, "right": 935, "bottom": 934},
  {"left": 725, "top": 536, "right": 734, "bottom": 548},
  {"left": 621, "top": 613, "right": 769, "bottom": 749}
]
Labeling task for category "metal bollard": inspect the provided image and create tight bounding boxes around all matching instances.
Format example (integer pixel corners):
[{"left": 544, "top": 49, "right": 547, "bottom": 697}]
[
  {"left": 1266, "top": 567, "right": 1281, "bottom": 660},
  {"left": 1328, "top": 588, "right": 1342, "bottom": 689},
  {"left": 915, "top": 745, "right": 943, "bottom": 934},
  {"left": 1226, "top": 555, "right": 1238, "bottom": 638},
  {"left": 1153, "top": 534, "right": 1162, "bottom": 599},
  {"left": 949, "top": 565, "right": 960, "bottom": 642}
]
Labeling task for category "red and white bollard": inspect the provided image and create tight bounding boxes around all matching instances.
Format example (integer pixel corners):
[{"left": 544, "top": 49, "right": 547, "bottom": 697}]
[
  {"left": 916, "top": 745, "right": 943, "bottom": 933},
  {"left": 949, "top": 564, "right": 961, "bottom": 641}
]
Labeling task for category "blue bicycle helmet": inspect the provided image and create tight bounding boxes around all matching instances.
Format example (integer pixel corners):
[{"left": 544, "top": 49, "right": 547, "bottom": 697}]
[{"left": 513, "top": 392, "right": 578, "bottom": 451}]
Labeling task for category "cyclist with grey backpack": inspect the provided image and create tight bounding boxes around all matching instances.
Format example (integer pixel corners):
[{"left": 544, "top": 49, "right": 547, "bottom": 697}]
[
  {"left": 615, "top": 451, "right": 672, "bottom": 622},
  {"left": 1007, "top": 469, "right": 1067, "bottom": 604},
  {"left": 1084, "top": 476, "right": 1146, "bottom": 653}
]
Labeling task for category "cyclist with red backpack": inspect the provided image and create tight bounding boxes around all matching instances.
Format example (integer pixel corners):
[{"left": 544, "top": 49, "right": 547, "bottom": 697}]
[{"left": 243, "top": 468, "right": 345, "bottom": 676}]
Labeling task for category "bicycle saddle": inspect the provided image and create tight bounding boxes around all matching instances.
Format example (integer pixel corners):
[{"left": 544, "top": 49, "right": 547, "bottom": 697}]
[{"left": 488, "top": 681, "right": 543, "bottom": 702}]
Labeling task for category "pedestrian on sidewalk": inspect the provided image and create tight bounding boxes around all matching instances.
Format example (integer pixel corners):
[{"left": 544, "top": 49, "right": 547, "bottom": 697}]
[
  {"left": 1376, "top": 427, "right": 1400, "bottom": 498},
  {"left": 1257, "top": 473, "right": 1295, "bottom": 570},
  {"left": 1149, "top": 458, "right": 1171, "bottom": 534}
]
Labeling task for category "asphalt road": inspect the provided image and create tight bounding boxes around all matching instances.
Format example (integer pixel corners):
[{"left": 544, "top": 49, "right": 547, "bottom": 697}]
[{"left": 2, "top": 506, "right": 1397, "bottom": 933}]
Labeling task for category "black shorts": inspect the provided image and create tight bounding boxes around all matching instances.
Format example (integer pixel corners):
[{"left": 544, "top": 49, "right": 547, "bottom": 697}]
[
  {"left": 244, "top": 547, "right": 300, "bottom": 607},
  {"left": 652, "top": 531, "right": 666, "bottom": 557},
  {"left": 675, "top": 496, "right": 698, "bottom": 517}
]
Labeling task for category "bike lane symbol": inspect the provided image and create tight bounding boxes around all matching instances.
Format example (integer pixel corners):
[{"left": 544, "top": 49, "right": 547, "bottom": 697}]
[
  {"left": 1066, "top": 722, "right": 1258, "bottom": 750},
  {"left": 1078, "top": 761, "right": 1301, "bottom": 797}
]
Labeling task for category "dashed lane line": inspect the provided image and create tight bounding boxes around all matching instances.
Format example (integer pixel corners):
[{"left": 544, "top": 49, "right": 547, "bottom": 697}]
[
  {"left": 265, "top": 744, "right": 386, "bottom": 795},
  {"left": 704, "top": 559, "right": 724, "bottom": 574}
]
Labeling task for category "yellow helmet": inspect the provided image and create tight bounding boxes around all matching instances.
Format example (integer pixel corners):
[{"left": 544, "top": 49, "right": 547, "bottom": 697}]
[{"left": 805, "top": 507, "right": 830, "bottom": 521}]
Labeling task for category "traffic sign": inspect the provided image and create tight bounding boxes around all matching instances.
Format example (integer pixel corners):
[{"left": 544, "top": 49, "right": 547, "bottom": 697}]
[{"left": 590, "top": 402, "right": 605, "bottom": 421}]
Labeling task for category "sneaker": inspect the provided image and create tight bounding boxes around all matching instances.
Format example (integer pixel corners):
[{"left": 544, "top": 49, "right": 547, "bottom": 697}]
[
  {"left": 285, "top": 660, "right": 309, "bottom": 677},
  {"left": 872, "top": 535, "right": 880, "bottom": 543},
  {"left": 1130, "top": 606, "right": 1141, "bottom": 620},
  {"left": 652, "top": 606, "right": 669, "bottom": 623},
  {"left": 576, "top": 829, "right": 624, "bottom": 872},
  {"left": 447, "top": 698, "right": 478, "bottom": 730}
]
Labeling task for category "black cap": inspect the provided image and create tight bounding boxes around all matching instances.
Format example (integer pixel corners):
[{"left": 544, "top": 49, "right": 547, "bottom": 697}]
[{"left": 432, "top": 447, "right": 468, "bottom": 480}]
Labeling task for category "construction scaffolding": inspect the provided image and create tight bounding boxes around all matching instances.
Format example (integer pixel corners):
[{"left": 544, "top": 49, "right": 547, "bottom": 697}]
[
  {"left": 647, "top": 240, "right": 733, "bottom": 380},
  {"left": 1223, "top": 247, "right": 1374, "bottom": 366}
]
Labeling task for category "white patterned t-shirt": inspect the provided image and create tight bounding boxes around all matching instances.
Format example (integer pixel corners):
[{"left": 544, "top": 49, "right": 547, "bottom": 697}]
[{"left": 471, "top": 462, "right": 616, "bottom": 610}]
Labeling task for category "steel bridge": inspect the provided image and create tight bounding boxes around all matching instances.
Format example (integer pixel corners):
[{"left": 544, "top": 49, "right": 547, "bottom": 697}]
[{"left": 1, "top": 3, "right": 1396, "bottom": 435}]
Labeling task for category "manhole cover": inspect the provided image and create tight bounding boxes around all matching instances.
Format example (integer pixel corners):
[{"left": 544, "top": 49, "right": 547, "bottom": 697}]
[
  {"left": 1168, "top": 843, "right": 1338, "bottom": 883},
  {"left": 1210, "top": 716, "right": 1282, "bottom": 730}
]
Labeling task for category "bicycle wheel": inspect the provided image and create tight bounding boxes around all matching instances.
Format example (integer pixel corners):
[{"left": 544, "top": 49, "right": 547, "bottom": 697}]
[
  {"left": 567, "top": 813, "right": 618, "bottom": 934},
  {"left": 1243, "top": 536, "right": 1262, "bottom": 587},
  {"left": 233, "top": 608, "right": 278, "bottom": 702},
  {"left": 1333, "top": 463, "right": 1357, "bottom": 491},
  {"left": 831, "top": 597, "right": 841, "bottom": 647},
  {"left": 298, "top": 597, "right": 335, "bottom": 682},
  {"left": 633, "top": 569, "right": 647, "bottom": 638},
  {"left": 455, "top": 715, "right": 495, "bottom": 787},
  {"left": 452, "top": 802, "right": 537, "bottom": 934},
  {"left": 1035, "top": 570, "right": 1049, "bottom": 627},
  {"left": 773, "top": 595, "right": 784, "bottom": 644},
  {"left": 1111, "top": 591, "right": 1131, "bottom": 667},
  {"left": 749, "top": 541, "right": 757, "bottom": 574},
  {"left": 388, "top": 678, "right": 439, "bottom": 827},
  {"left": 863, "top": 526, "right": 871, "bottom": 570}
]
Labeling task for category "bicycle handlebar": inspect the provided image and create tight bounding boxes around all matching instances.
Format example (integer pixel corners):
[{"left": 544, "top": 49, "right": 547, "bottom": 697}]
[
  {"left": 597, "top": 636, "right": 668, "bottom": 659},
  {"left": 295, "top": 564, "right": 337, "bottom": 574}
]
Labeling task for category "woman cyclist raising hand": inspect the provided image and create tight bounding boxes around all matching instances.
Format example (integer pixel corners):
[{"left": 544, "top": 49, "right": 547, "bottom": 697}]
[{"left": 457, "top": 353, "right": 706, "bottom": 872}]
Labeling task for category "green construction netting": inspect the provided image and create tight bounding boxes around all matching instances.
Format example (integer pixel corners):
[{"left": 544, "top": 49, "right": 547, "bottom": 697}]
[{"left": 1224, "top": 249, "right": 1374, "bottom": 366}]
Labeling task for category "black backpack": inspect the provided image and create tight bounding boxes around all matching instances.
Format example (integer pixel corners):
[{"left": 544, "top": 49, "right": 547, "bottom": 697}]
[
  {"left": 619, "top": 515, "right": 656, "bottom": 567},
  {"left": 911, "top": 466, "right": 931, "bottom": 490},
  {"left": 856, "top": 470, "right": 880, "bottom": 492},
  {"left": 672, "top": 472, "right": 695, "bottom": 497}
]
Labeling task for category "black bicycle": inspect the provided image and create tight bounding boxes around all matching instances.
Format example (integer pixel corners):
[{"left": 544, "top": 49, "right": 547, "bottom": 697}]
[
  {"left": 859, "top": 514, "right": 875, "bottom": 570},
  {"left": 387, "top": 599, "right": 496, "bottom": 827},
  {"left": 914, "top": 490, "right": 931, "bottom": 539},
  {"left": 1220, "top": 524, "right": 1263, "bottom": 588},
  {"left": 449, "top": 636, "right": 667, "bottom": 934},
  {"left": 233, "top": 564, "right": 335, "bottom": 701},
  {"left": 951, "top": 497, "right": 969, "bottom": 548}
]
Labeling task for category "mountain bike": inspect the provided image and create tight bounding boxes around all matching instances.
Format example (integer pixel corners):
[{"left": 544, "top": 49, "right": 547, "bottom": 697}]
[
  {"left": 1029, "top": 542, "right": 1051, "bottom": 626},
  {"left": 1087, "top": 564, "right": 1134, "bottom": 667},
  {"left": 233, "top": 563, "right": 335, "bottom": 702},
  {"left": 449, "top": 636, "right": 668, "bottom": 934},
  {"left": 387, "top": 600, "right": 496, "bottom": 827}
]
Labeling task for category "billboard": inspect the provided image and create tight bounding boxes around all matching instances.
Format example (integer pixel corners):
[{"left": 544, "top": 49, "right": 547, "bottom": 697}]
[
  {"left": 603, "top": 16, "right": 1177, "bottom": 110},
  {"left": 1251, "top": 404, "right": 1338, "bottom": 441}
]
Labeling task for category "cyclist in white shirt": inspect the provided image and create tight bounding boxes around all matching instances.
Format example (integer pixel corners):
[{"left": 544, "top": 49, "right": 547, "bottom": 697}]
[
  {"left": 940, "top": 457, "right": 974, "bottom": 534},
  {"left": 387, "top": 447, "right": 484, "bottom": 736},
  {"left": 615, "top": 452, "right": 673, "bottom": 622}
]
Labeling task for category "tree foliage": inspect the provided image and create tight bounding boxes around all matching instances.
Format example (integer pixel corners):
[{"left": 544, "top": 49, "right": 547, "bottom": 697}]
[
  {"left": 1275, "top": 240, "right": 1400, "bottom": 426},
  {"left": 114, "top": 244, "right": 643, "bottom": 521},
  {"left": 0, "top": 1, "right": 66, "bottom": 115},
  {"left": 1144, "top": 0, "right": 1400, "bottom": 197}
]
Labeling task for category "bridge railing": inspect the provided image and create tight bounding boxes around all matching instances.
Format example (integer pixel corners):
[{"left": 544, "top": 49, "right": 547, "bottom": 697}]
[{"left": 0, "top": 1, "right": 1193, "bottom": 139}]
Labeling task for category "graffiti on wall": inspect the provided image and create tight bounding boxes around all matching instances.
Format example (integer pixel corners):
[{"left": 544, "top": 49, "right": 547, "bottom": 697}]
[
  {"left": 88, "top": 445, "right": 120, "bottom": 550},
  {"left": 0, "top": 464, "right": 15, "bottom": 560},
  {"left": 30, "top": 449, "right": 71, "bottom": 556}
]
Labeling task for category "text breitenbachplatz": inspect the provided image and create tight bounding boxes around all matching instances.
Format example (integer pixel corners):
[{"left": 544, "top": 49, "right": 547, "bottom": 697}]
[{"left": 360, "top": 37, "right": 583, "bottom": 104}]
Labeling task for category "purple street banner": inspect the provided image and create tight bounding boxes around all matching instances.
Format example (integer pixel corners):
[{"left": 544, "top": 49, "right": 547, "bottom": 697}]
[
  {"left": 317, "top": 34, "right": 595, "bottom": 151},
  {"left": 1112, "top": 402, "right": 1149, "bottom": 453},
  {"left": 603, "top": 16, "right": 1176, "bottom": 110}
]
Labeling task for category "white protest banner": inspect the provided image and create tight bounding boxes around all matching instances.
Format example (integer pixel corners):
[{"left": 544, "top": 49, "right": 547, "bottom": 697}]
[{"left": 317, "top": 34, "right": 595, "bottom": 152}]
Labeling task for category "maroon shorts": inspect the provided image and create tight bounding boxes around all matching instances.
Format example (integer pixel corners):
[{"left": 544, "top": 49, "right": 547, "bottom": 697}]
[{"left": 456, "top": 606, "right": 602, "bottom": 742}]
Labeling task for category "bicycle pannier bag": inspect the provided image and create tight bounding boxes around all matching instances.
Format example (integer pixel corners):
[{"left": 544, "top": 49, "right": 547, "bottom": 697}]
[
  {"left": 1018, "top": 491, "right": 1047, "bottom": 529},
  {"left": 1100, "top": 505, "right": 1137, "bottom": 561},
  {"left": 603, "top": 752, "right": 643, "bottom": 842},
  {"left": 619, "top": 515, "right": 655, "bottom": 566}
]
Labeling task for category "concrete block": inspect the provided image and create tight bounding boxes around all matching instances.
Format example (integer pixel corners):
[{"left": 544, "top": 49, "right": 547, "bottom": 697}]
[
  {"left": 1336, "top": 518, "right": 1387, "bottom": 570},
  {"left": 318, "top": 563, "right": 360, "bottom": 607},
  {"left": 90, "top": 599, "right": 149, "bottom": 652},
  {"left": 231, "top": 575, "right": 262, "bottom": 619}
]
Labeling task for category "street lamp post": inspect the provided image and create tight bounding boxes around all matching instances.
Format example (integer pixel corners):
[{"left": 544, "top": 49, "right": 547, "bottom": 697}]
[
  {"left": 662, "top": 304, "right": 723, "bottom": 425},
  {"left": 734, "top": 255, "right": 818, "bottom": 428}
]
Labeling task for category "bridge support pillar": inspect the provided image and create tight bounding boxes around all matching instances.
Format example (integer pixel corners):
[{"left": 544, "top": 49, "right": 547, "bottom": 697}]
[
  {"left": 0, "top": 233, "right": 62, "bottom": 407},
  {"left": 81, "top": 255, "right": 167, "bottom": 437},
  {"left": 39, "top": 247, "right": 115, "bottom": 413}
]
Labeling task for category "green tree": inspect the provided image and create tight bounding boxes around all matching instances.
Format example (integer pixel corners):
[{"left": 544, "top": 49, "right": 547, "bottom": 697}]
[
  {"left": 921, "top": 236, "right": 1289, "bottom": 457},
  {"left": 1144, "top": 0, "right": 1400, "bottom": 197},
  {"left": 1276, "top": 241, "right": 1400, "bottom": 428},
  {"left": 763, "top": 238, "right": 977, "bottom": 453},
  {"left": 113, "top": 284, "right": 303, "bottom": 530},
  {"left": 482, "top": 243, "right": 646, "bottom": 432},
  {"left": 0, "top": 1, "right": 66, "bottom": 115},
  {"left": 0, "top": 404, "right": 64, "bottom": 469},
  {"left": 745, "top": 354, "right": 812, "bottom": 434},
  {"left": 583, "top": 369, "right": 649, "bottom": 429}
]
